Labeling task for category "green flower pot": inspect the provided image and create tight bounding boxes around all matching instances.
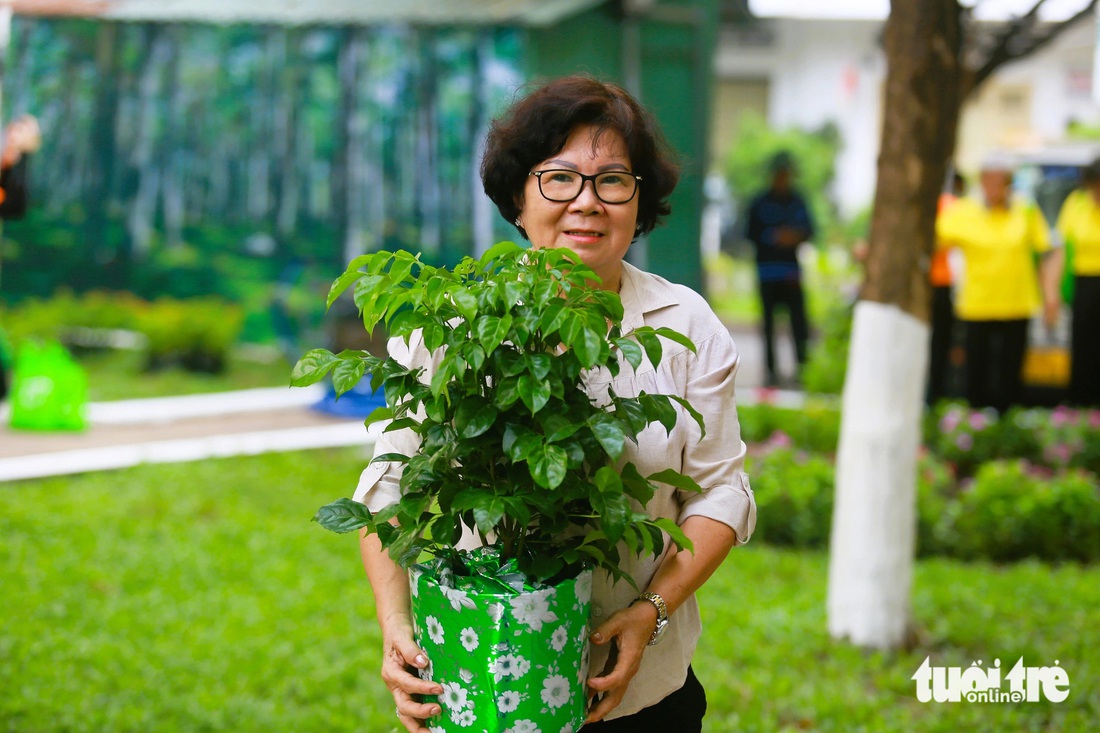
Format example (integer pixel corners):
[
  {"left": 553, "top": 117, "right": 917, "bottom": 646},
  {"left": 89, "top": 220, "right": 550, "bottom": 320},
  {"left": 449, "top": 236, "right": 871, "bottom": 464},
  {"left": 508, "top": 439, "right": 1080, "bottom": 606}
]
[{"left": 410, "top": 555, "right": 593, "bottom": 733}]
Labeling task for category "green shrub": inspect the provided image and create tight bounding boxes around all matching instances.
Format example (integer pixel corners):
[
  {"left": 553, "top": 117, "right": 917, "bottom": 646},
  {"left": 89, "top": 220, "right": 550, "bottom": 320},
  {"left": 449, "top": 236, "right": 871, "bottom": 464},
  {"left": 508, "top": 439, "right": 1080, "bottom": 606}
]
[
  {"left": 137, "top": 297, "right": 243, "bottom": 373},
  {"left": 747, "top": 447, "right": 835, "bottom": 547},
  {"left": 915, "top": 451, "right": 958, "bottom": 557},
  {"left": 738, "top": 400, "right": 841, "bottom": 454},
  {"left": 801, "top": 300, "right": 850, "bottom": 395},
  {"left": 946, "top": 461, "right": 1100, "bottom": 563}
]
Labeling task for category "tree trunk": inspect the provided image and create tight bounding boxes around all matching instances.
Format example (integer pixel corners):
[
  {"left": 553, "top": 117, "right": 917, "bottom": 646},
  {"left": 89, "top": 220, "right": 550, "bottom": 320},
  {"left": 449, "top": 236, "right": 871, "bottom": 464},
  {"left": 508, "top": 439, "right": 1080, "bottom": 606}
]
[
  {"left": 85, "top": 22, "right": 122, "bottom": 281},
  {"left": 127, "top": 24, "right": 170, "bottom": 259},
  {"left": 827, "top": 0, "right": 963, "bottom": 649},
  {"left": 334, "top": 26, "right": 369, "bottom": 263},
  {"left": 415, "top": 28, "right": 441, "bottom": 256},
  {"left": 469, "top": 29, "right": 494, "bottom": 256},
  {"left": 160, "top": 24, "right": 185, "bottom": 250}
]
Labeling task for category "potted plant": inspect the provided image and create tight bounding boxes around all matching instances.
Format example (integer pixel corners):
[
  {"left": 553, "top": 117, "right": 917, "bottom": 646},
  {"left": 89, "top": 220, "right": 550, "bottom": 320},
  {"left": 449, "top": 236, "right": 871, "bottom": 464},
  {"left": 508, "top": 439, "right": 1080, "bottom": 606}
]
[{"left": 293, "top": 242, "right": 706, "bottom": 733}]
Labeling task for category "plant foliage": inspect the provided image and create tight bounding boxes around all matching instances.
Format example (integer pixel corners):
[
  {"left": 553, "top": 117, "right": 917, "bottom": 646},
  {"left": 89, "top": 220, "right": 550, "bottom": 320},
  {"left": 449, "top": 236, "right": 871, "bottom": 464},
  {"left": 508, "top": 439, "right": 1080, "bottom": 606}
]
[{"left": 293, "top": 243, "right": 706, "bottom": 586}]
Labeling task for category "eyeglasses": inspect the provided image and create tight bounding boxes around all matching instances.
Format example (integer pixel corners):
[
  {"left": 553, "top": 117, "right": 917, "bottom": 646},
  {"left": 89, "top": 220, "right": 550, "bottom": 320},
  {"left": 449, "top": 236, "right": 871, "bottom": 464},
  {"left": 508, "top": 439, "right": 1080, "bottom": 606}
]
[{"left": 528, "top": 169, "right": 642, "bottom": 204}]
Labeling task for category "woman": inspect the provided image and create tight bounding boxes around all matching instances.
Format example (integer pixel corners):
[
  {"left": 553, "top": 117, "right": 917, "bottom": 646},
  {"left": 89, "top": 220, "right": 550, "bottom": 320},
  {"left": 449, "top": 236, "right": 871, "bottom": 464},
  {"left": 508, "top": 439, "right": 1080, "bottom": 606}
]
[
  {"left": 1055, "top": 158, "right": 1100, "bottom": 406},
  {"left": 936, "top": 155, "right": 1062, "bottom": 413},
  {"left": 354, "top": 75, "right": 756, "bottom": 732}
]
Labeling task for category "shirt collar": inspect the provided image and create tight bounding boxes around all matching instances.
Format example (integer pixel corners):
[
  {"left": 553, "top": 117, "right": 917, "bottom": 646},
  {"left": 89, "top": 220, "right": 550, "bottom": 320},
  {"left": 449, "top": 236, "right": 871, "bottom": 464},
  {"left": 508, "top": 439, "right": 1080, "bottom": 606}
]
[{"left": 618, "top": 260, "right": 679, "bottom": 334}]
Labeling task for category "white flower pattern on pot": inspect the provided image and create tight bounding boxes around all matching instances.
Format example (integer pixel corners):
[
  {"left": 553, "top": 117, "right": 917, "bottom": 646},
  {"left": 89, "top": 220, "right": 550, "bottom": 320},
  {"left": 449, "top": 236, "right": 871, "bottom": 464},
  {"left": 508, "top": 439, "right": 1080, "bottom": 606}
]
[
  {"left": 487, "top": 602, "right": 505, "bottom": 623},
  {"left": 510, "top": 590, "right": 558, "bottom": 632},
  {"left": 459, "top": 627, "right": 479, "bottom": 652},
  {"left": 573, "top": 572, "right": 592, "bottom": 603},
  {"left": 497, "top": 689, "right": 524, "bottom": 713},
  {"left": 453, "top": 708, "right": 476, "bottom": 727},
  {"left": 490, "top": 653, "right": 530, "bottom": 682},
  {"left": 540, "top": 674, "right": 572, "bottom": 709},
  {"left": 440, "top": 585, "right": 477, "bottom": 612},
  {"left": 507, "top": 721, "right": 541, "bottom": 733},
  {"left": 549, "top": 626, "right": 569, "bottom": 652},
  {"left": 425, "top": 616, "right": 445, "bottom": 645},
  {"left": 441, "top": 681, "right": 470, "bottom": 711},
  {"left": 458, "top": 668, "right": 473, "bottom": 684},
  {"left": 559, "top": 724, "right": 575, "bottom": 733}
]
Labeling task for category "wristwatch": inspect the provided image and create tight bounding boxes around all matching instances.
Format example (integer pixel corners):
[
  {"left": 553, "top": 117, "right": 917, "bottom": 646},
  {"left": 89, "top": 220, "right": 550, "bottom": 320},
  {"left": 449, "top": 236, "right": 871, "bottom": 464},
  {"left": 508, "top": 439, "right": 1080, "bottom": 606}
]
[{"left": 632, "top": 591, "right": 669, "bottom": 646}]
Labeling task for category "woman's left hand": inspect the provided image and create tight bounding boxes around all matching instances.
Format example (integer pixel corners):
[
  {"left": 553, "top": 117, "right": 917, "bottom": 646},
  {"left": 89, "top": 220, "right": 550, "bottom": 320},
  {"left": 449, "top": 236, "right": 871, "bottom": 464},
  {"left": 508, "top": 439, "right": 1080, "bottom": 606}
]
[{"left": 584, "top": 600, "right": 659, "bottom": 723}]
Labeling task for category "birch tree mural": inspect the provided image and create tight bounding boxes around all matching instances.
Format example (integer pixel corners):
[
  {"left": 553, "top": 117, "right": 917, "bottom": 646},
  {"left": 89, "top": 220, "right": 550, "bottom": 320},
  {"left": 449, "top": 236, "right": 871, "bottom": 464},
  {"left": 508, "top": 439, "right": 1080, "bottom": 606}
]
[{"left": 0, "top": 18, "right": 523, "bottom": 305}]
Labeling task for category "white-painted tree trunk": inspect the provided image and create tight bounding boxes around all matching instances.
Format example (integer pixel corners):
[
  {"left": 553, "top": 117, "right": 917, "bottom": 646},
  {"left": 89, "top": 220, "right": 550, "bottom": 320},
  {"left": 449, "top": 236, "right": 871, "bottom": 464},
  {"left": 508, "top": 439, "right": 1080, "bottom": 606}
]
[{"left": 827, "top": 300, "right": 929, "bottom": 649}]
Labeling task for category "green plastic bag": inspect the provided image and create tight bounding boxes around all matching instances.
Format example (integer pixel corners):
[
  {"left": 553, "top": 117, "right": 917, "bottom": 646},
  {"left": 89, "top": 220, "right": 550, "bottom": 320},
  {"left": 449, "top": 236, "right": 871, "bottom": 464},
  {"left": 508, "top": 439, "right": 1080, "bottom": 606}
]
[
  {"left": 411, "top": 547, "right": 592, "bottom": 733},
  {"left": 9, "top": 340, "right": 88, "bottom": 431},
  {"left": 1062, "top": 238, "right": 1076, "bottom": 305}
]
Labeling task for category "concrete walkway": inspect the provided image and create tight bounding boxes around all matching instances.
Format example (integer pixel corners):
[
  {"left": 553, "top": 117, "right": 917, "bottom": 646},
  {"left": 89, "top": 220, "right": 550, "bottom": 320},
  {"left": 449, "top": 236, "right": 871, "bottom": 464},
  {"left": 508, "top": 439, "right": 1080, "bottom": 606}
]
[{"left": 0, "top": 324, "right": 806, "bottom": 483}]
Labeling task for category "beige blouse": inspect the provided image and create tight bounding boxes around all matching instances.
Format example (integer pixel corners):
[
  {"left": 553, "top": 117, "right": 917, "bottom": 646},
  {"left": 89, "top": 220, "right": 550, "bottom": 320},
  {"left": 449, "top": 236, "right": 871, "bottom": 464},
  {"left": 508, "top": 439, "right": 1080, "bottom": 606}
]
[{"left": 354, "top": 260, "right": 757, "bottom": 720}]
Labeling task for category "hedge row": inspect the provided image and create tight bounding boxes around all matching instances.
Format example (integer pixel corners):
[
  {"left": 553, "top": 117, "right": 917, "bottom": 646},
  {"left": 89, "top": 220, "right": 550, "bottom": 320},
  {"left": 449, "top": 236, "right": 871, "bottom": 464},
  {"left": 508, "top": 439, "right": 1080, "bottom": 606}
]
[
  {"left": 747, "top": 447, "right": 1100, "bottom": 563},
  {"left": 0, "top": 291, "right": 243, "bottom": 373}
]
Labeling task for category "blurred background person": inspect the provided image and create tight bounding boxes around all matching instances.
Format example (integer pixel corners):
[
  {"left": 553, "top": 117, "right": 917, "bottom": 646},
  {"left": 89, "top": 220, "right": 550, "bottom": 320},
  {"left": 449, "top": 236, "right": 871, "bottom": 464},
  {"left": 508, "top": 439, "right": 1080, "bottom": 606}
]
[
  {"left": 936, "top": 154, "right": 1062, "bottom": 414},
  {"left": 1055, "top": 156, "right": 1100, "bottom": 407},
  {"left": 745, "top": 150, "right": 814, "bottom": 388},
  {"left": 927, "top": 169, "right": 967, "bottom": 405}
]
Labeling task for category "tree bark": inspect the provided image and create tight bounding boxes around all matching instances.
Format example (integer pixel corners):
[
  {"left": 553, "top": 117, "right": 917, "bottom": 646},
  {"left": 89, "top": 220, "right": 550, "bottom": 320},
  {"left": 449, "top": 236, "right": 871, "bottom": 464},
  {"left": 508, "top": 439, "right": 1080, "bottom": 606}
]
[
  {"left": 85, "top": 21, "right": 122, "bottom": 281},
  {"left": 126, "top": 23, "right": 170, "bottom": 259},
  {"left": 828, "top": 0, "right": 963, "bottom": 649},
  {"left": 470, "top": 29, "right": 494, "bottom": 257}
]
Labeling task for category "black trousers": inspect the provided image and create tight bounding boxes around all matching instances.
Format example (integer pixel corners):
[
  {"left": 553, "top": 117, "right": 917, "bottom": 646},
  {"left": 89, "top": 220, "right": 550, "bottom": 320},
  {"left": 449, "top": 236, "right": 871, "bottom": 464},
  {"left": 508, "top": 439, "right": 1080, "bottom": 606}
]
[
  {"left": 962, "top": 318, "right": 1029, "bottom": 413},
  {"left": 580, "top": 666, "right": 706, "bottom": 733},
  {"left": 927, "top": 285, "right": 956, "bottom": 405},
  {"left": 759, "top": 278, "right": 809, "bottom": 383},
  {"left": 1070, "top": 275, "right": 1100, "bottom": 407}
]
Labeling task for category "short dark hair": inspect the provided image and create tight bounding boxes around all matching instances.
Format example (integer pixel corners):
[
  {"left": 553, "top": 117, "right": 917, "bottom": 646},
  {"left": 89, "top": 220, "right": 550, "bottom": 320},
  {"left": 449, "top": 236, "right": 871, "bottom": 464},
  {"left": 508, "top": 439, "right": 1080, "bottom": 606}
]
[{"left": 480, "top": 75, "right": 679, "bottom": 240}]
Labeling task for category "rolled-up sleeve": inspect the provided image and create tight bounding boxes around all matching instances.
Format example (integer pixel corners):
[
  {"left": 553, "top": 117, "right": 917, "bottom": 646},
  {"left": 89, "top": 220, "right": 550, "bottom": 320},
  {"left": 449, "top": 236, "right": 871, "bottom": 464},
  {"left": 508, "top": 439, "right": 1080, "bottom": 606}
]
[
  {"left": 351, "top": 332, "right": 426, "bottom": 512},
  {"left": 675, "top": 330, "right": 757, "bottom": 545}
]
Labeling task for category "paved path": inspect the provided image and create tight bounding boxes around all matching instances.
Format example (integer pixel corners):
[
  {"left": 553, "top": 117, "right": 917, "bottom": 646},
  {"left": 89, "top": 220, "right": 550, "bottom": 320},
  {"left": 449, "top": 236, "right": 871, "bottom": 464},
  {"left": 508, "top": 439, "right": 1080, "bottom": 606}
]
[{"left": 0, "top": 325, "right": 806, "bottom": 483}]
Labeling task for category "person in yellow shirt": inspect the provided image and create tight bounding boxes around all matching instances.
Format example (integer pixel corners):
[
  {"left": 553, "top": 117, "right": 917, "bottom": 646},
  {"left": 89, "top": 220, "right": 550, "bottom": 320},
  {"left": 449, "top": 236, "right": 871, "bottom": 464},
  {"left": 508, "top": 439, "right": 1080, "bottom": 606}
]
[
  {"left": 1055, "top": 157, "right": 1100, "bottom": 406},
  {"left": 936, "top": 156, "right": 1063, "bottom": 413}
]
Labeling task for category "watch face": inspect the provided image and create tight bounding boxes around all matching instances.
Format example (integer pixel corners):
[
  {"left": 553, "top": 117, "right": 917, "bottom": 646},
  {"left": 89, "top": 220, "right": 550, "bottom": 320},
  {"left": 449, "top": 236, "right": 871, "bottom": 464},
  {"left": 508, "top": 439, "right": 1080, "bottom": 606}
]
[{"left": 651, "top": 618, "right": 669, "bottom": 645}]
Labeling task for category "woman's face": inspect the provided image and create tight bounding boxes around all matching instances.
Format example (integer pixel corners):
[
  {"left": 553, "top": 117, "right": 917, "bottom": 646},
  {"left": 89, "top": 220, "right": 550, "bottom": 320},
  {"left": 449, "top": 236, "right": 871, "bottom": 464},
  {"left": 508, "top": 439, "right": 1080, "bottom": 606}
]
[
  {"left": 980, "top": 169, "right": 1012, "bottom": 208},
  {"left": 518, "top": 124, "right": 639, "bottom": 292}
]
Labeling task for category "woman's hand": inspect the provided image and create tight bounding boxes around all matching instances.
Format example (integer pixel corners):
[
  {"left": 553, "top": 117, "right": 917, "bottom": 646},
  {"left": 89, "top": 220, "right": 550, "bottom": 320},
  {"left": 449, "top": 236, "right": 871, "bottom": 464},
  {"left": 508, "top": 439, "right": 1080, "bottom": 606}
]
[
  {"left": 584, "top": 600, "right": 658, "bottom": 723},
  {"left": 381, "top": 622, "right": 444, "bottom": 733}
]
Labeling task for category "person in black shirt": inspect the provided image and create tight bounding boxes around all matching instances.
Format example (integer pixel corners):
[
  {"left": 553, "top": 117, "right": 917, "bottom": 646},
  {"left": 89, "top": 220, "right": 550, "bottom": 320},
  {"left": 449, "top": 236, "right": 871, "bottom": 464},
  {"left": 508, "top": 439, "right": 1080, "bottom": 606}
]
[{"left": 744, "top": 151, "right": 814, "bottom": 387}]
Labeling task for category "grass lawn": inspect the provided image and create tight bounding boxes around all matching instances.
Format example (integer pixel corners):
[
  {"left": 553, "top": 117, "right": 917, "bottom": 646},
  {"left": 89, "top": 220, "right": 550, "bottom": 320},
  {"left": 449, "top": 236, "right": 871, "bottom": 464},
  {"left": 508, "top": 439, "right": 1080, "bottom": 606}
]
[
  {"left": 79, "top": 348, "right": 294, "bottom": 401},
  {"left": 2, "top": 449, "right": 1097, "bottom": 732}
]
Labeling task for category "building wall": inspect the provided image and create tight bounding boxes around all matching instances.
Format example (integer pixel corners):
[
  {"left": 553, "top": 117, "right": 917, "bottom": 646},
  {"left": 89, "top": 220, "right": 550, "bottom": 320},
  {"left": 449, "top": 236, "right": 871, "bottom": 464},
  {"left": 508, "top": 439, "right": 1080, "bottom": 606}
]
[{"left": 715, "top": 13, "right": 1100, "bottom": 222}]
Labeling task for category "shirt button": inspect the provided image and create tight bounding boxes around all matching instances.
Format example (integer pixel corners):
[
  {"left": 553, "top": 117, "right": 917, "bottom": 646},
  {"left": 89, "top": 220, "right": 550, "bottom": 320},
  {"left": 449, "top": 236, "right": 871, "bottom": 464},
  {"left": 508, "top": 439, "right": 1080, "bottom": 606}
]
[{"left": 593, "top": 607, "right": 604, "bottom": 618}]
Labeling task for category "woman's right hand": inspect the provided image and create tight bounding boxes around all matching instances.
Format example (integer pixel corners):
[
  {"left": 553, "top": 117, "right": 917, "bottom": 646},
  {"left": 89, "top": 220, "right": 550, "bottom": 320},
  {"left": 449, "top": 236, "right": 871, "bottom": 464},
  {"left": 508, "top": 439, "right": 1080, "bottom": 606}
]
[{"left": 382, "top": 623, "right": 444, "bottom": 733}]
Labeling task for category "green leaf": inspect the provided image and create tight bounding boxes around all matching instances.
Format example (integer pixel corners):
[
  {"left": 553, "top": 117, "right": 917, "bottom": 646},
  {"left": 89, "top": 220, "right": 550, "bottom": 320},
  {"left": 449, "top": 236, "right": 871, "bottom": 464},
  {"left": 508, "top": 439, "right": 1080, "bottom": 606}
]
[
  {"left": 597, "top": 493, "right": 631, "bottom": 545},
  {"left": 526, "top": 353, "right": 551, "bottom": 381},
  {"left": 614, "top": 397, "right": 649, "bottom": 437},
  {"left": 478, "top": 240, "right": 523, "bottom": 268},
  {"left": 594, "top": 465, "right": 624, "bottom": 496},
  {"left": 364, "top": 406, "right": 393, "bottom": 427},
  {"left": 451, "top": 289, "right": 478, "bottom": 322},
  {"left": 647, "top": 468, "right": 703, "bottom": 494},
  {"left": 503, "top": 423, "right": 541, "bottom": 462},
  {"left": 383, "top": 418, "right": 420, "bottom": 433},
  {"left": 620, "top": 462, "right": 656, "bottom": 505},
  {"left": 370, "top": 452, "right": 410, "bottom": 464},
  {"left": 649, "top": 517, "right": 695, "bottom": 553},
  {"left": 290, "top": 349, "right": 339, "bottom": 386},
  {"left": 573, "top": 326, "right": 603, "bottom": 368},
  {"left": 312, "top": 498, "right": 374, "bottom": 534},
  {"left": 326, "top": 270, "right": 364, "bottom": 310},
  {"left": 475, "top": 314, "right": 513, "bottom": 353},
  {"left": 538, "top": 302, "right": 569, "bottom": 336},
  {"left": 473, "top": 496, "right": 506, "bottom": 535},
  {"left": 634, "top": 330, "right": 663, "bottom": 367},
  {"left": 422, "top": 322, "right": 445, "bottom": 353},
  {"left": 517, "top": 373, "right": 551, "bottom": 414},
  {"left": 331, "top": 358, "right": 367, "bottom": 396},
  {"left": 640, "top": 393, "right": 678, "bottom": 434},
  {"left": 529, "top": 443, "right": 568, "bottom": 489},
  {"left": 455, "top": 396, "right": 499, "bottom": 439},
  {"left": 589, "top": 413, "right": 626, "bottom": 460},
  {"left": 613, "top": 338, "right": 645, "bottom": 371},
  {"left": 491, "top": 376, "right": 521, "bottom": 409},
  {"left": 652, "top": 326, "right": 697, "bottom": 354},
  {"left": 668, "top": 395, "right": 707, "bottom": 439}
]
